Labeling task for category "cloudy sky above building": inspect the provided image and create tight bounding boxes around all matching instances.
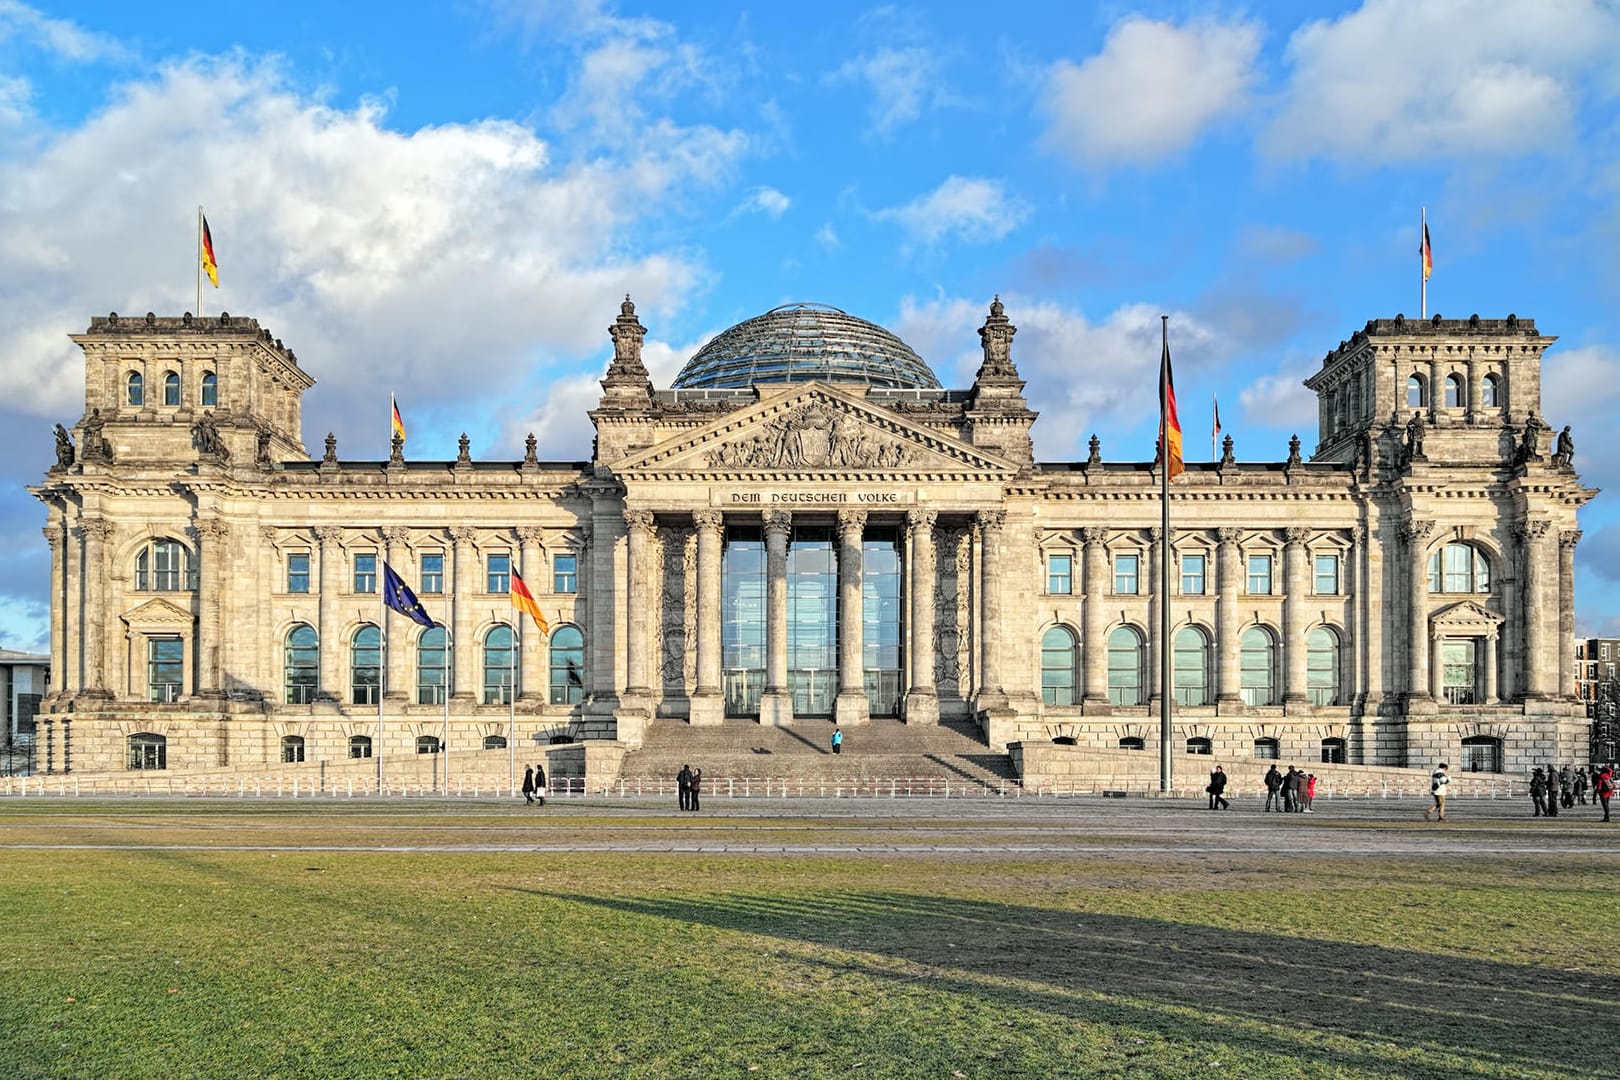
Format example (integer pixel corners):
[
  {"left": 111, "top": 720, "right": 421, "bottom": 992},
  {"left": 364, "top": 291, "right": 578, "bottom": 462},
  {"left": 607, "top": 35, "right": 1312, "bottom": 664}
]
[{"left": 2, "top": 0, "right": 1619, "bottom": 648}]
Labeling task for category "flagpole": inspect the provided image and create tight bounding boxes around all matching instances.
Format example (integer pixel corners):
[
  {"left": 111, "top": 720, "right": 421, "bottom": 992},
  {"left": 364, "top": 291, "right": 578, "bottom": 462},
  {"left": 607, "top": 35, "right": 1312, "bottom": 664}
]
[
  {"left": 509, "top": 617, "right": 517, "bottom": 796},
  {"left": 377, "top": 580, "right": 386, "bottom": 793},
  {"left": 1160, "top": 315, "right": 1174, "bottom": 795},
  {"left": 1420, "top": 207, "right": 1427, "bottom": 320},
  {"left": 442, "top": 627, "right": 450, "bottom": 797},
  {"left": 196, "top": 206, "right": 203, "bottom": 318}
]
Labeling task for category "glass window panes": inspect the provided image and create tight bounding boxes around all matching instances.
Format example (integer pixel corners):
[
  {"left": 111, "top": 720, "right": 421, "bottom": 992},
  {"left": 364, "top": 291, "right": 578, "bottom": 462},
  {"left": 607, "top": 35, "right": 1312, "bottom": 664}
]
[
  {"left": 136, "top": 539, "right": 192, "bottom": 592},
  {"left": 863, "top": 529, "right": 903, "bottom": 717},
  {"left": 1174, "top": 627, "right": 1211, "bottom": 706},
  {"left": 1254, "top": 737, "right": 1280, "bottom": 759},
  {"left": 128, "top": 733, "right": 165, "bottom": 770},
  {"left": 1460, "top": 735, "right": 1502, "bottom": 772},
  {"left": 349, "top": 735, "right": 372, "bottom": 759},
  {"left": 483, "top": 624, "right": 514, "bottom": 704},
  {"left": 281, "top": 735, "right": 305, "bottom": 763},
  {"left": 1442, "top": 638, "right": 1478, "bottom": 704},
  {"left": 418, "top": 626, "right": 448, "bottom": 705},
  {"left": 353, "top": 552, "right": 377, "bottom": 594},
  {"left": 147, "top": 636, "right": 183, "bottom": 702},
  {"left": 287, "top": 552, "right": 310, "bottom": 593},
  {"left": 787, "top": 526, "right": 837, "bottom": 716},
  {"left": 1180, "top": 553, "right": 1206, "bottom": 595},
  {"left": 127, "top": 371, "right": 143, "bottom": 406},
  {"left": 351, "top": 625, "right": 380, "bottom": 705},
  {"left": 1186, "top": 737, "right": 1212, "bottom": 755},
  {"left": 550, "top": 626, "right": 586, "bottom": 705},
  {"left": 163, "top": 372, "right": 180, "bottom": 406},
  {"left": 420, "top": 553, "right": 444, "bottom": 594},
  {"left": 1306, "top": 627, "right": 1340, "bottom": 706},
  {"left": 1406, "top": 374, "right": 1424, "bottom": 407},
  {"left": 1314, "top": 554, "right": 1340, "bottom": 595},
  {"left": 723, "top": 527, "right": 765, "bottom": 716},
  {"left": 416, "top": 736, "right": 441, "bottom": 754},
  {"left": 1429, "top": 543, "right": 1490, "bottom": 593},
  {"left": 553, "top": 553, "right": 578, "bottom": 594},
  {"left": 1321, "top": 738, "right": 1347, "bottom": 764},
  {"left": 1047, "top": 553, "right": 1072, "bottom": 594},
  {"left": 1240, "top": 627, "right": 1276, "bottom": 705},
  {"left": 1114, "top": 554, "right": 1139, "bottom": 595},
  {"left": 1444, "top": 374, "right": 1463, "bottom": 408},
  {"left": 483, "top": 735, "right": 507, "bottom": 750},
  {"left": 487, "top": 552, "right": 511, "bottom": 594},
  {"left": 1481, "top": 374, "right": 1499, "bottom": 407},
  {"left": 1247, "top": 555, "right": 1273, "bottom": 595},
  {"left": 284, "top": 624, "right": 319, "bottom": 704},
  {"left": 1041, "top": 626, "right": 1076, "bottom": 706},
  {"left": 200, "top": 371, "right": 217, "bottom": 406},
  {"left": 1106, "top": 626, "right": 1143, "bottom": 705},
  {"left": 1119, "top": 737, "right": 1145, "bottom": 751}
]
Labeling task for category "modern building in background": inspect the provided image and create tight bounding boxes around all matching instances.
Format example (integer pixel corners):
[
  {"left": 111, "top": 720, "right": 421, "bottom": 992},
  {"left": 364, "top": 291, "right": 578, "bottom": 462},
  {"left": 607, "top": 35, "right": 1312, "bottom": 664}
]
[
  {"left": 0, "top": 648, "right": 49, "bottom": 775},
  {"left": 30, "top": 300, "right": 1595, "bottom": 776}
]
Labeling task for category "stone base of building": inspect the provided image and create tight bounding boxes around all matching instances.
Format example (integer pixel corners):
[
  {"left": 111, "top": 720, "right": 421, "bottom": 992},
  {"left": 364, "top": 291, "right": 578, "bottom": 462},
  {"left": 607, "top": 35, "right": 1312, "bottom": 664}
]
[
  {"left": 834, "top": 690, "right": 870, "bottom": 726},
  {"left": 902, "top": 689, "right": 939, "bottom": 726},
  {"left": 758, "top": 690, "right": 794, "bottom": 727}
]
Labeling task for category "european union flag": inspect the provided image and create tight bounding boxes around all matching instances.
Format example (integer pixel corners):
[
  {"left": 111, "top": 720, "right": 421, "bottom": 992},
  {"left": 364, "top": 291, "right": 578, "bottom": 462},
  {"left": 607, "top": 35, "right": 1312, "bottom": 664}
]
[{"left": 383, "top": 563, "right": 435, "bottom": 628}]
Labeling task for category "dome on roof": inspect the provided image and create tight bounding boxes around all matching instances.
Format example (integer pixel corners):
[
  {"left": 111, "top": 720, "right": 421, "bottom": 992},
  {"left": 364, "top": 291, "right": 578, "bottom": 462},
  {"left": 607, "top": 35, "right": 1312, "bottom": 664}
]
[{"left": 670, "top": 303, "right": 941, "bottom": 390}]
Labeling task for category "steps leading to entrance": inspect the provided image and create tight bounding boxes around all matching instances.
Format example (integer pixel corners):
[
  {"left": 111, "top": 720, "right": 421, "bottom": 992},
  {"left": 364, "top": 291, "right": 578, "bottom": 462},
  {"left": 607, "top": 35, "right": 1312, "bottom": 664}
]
[{"left": 620, "top": 716, "right": 1017, "bottom": 789}]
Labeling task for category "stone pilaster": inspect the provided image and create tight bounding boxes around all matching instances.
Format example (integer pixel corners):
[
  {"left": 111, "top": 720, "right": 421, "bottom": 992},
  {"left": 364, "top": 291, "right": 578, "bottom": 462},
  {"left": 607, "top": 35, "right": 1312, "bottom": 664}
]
[
  {"left": 1402, "top": 518, "right": 1433, "bottom": 704},
  {"left": 1147, "top": 527, "right": 1162, "bottom": 708},
  {"left": 314, "top": 525, "right": 344, "bottom": 703},
  {"left": 448, "top": 526, "right": 477, "bottom": 704},
  {"left": 1080, "top": 526, "right": 1108, "bottom": 707},
  {"left": 904, "top": 509, "right": 939, "bottom": 725},
  {"left": 382, "top": 526, "right": 411, "bottom": 702},
  {"left": 1283, "top": 527, "right": 1308, "bottom": 705},
  {"left": 623, "top": 510, "right": 656, "bottom": 701},
  {"left": 1215, "top": 528, "right": 1241, "bottom": 705},
  {"left": 42, "top": 522, "right": 65, "bottom": 702},
  {"left": 1559, "top": 530, "right": 1580, "bottom": 700},
  {"left": 190, "top": 517, "right": 229, "bottom": 698},
  {"left": 690, "top": 511, "right": 725, "bottom": 725},
  {"left": 76, "top": 518, "right": 114, "bottom": 698},
  {"left": 760, "top": 509, "right": 793, "bottom": 726},
  {"left": 974, "top": 510, "right": 1007, "bottom": 712},
  {"left": 1519, "top": 520, "right": 1551, "bottom": 698},
  {"left": 517, "top": 526, "right": 545, "bottom": 703},
  {"left": 835, "top": 509, "right": 869, "bottom": 726}
]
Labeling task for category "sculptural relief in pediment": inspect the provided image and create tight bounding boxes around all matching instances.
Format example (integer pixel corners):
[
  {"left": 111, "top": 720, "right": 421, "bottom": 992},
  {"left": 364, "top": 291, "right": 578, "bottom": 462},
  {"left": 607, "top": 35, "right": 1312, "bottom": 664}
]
[{"left": 706, "top": 402, "right": 910, "bottom": 470}]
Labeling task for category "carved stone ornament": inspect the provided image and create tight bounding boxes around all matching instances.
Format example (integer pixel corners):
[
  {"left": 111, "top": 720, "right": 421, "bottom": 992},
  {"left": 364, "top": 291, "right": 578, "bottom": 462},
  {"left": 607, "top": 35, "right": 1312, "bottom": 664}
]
[
  {"left": 448, "top": 526, "right": 477, "bottom": 545},
  {"left": 1284, "top": 527, "right": 1309, "bottom": 546},
  {"left": 189, "top": 518, "right": 229, "bottom": 544},
  {"left": 975, "top": 510, "right": 1005, "bottom": 535},
  {"left": 624, "top": 509, "right": 657, "bottom": 537},
  {"left": 524, "top": 432, "right": 539, "bottom": 465},
  {"left": 762, "top": 509, "right": 792, "bottom": 536},
  {"left": 1400, "top": 519, "right": 1435, "bottom": 544},
  {"left": 836, "top": 508, "right": 867, "bottom": 538},
  {"left": 192, "top": 411, "right": 229, "bottom": 461},
  {"left": 388, "top": 434, "right": 405, "bottom": 466},
  {"left": 692, "top": 509, "right": 724, "bottom": 532},
  {"left": 975, "top": 296, "right": 1018, "bottom": 379},
  {"left": 1085, "top": 434, "right": 1102, "bottom": 466},
  {"left": 382, "top": 526, "right": 410, "bottom": 546},
  {"left": 1079, "top": 526, "right": 1108, "bottom": 544},
  {"left": 1560, "top": 529, "right": 1583, "bottom": 550},
  {"left": 1216, "top": 527, "right": 1242, "bottom": 544},
  {"left": 74, "top": 518, "right": 115, "bottom": 543},
  {"left": 1285, "top": 434, "right": 1302, "bottom": 468},
  {"left": 515, "top": 526, "right": 545, "bottom": 547},
  {"left": 314, "top": 525, "right": 344, "bottom": 544},
  {"left": 1218, "top": 434, "right": 1235, "bottom": 466},
  {"left": 705, "top": 404, "right": 911, "bottom": 470},
  {"left": 52, "top": 424, "right": 74, "bottom": 469},
  {"left": 456, "top": 433, "right": 472, "bottom": 464},
  {"left": 322, "top": 432, "right": 338, "bottom": 465}
]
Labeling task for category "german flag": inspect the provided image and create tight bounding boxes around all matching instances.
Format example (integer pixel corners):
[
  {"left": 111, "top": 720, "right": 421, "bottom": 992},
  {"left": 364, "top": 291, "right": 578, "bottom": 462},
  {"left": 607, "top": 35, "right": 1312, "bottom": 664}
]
[
  {"left": 1421, "top": 222, "right": 1433, "bottom": 282},
  {"left": 200, "top": 215, "right": 219, "bottom": 288},
  {"left": 391, "top": 396, "right": 406, "bottom": 444},
  {"left": 510, "top": 569, "right": 548, "bottom": 636},
  {"left": 1160, "top": 329, "right": 1184, "bottom": 480}
]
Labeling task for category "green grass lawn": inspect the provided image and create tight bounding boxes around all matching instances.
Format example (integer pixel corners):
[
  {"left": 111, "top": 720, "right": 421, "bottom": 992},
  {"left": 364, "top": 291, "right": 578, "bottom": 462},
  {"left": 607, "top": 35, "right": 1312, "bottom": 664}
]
[{"left": 1, "top": 803, "right": 1615, "bottom": 1079}]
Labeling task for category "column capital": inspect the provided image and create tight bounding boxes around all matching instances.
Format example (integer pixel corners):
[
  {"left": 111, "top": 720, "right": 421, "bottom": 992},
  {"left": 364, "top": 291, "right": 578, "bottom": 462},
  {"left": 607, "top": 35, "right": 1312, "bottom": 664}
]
[
  {"left": 836, "top": 508, "right": 867, "bottom": 539},
  {"left": 975, "top": 510, "right": 1005, "bottom": 536},
  {"left": 1514, "top": 519, "right": 1551, "bottom": 542},
  {"left": 1399, "top": 518, "right": 1434, "bottom": 545},
  {"left": 906, "top": 508, "right": 938, "bottom": 535},
  {"left": 73, "top": 518, "right": 114, "bottom": 543},
  {"left": 188, "top": 518, "right": 229, "bottom": 545},
  {"left": 515, "top": 526, "right": 546, "bottom": 546},
  {"left": 381, "top": 526, "right": 411, "bottom": 546},
  {"left": 41, "top": 526, "right": 61, "bottom": 551},
  {"left": 1283, "top": 526, "right": 1309, "bottom": 546},
  {"left": 1215, "top": 527, "right": 1242, "bottom": 545},
  {"left": 624, "top": 509, "right": 657, "bottom": 537},
  {"left": 314, "top": 525, "right": 344, "bottom": 544},
  {"left": 1079, "top": 526, "right": 1108, "bottom": 544},
  {"left": 763, "top": 509, "right": 792, "bottom": 538},
  {"left": 1560, "top": 528, "right": 1583, "bottom": 550},
  {"left": 693, "top": 509, "right": 724, "bottom": 532},
  {"left": 1147, "top": 527, "right": 1162, "bottom": 543}
]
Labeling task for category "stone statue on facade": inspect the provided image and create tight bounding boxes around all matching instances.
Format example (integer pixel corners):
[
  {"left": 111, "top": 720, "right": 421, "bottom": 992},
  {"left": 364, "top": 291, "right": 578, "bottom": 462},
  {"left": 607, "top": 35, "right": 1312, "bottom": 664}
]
[
  {"left": 1405, "top": 412, "right": 1425, "bottom": 460},
  {"left": 1518, "top": 410, "right": 1544, "bottom": 462},
  {"left": 1218, "top": 434, "right": 1235, "bottom": 467},
  {"left": 457, "top": 433, "right": 472, "bottom": 463},
  {"left": 256, "top": 427, "right": 273, "bottom": 468},
  {"left": 1086, "top": 434, "right": 1101, "bottom": 466},
  {"left": 192, "top": 411, "right": 228, "bottom": 460},
  {"left": 79, "top": 408, "right": 111, "bottom": 463},
  {"left": 1285, "top": 434, "right": 1302, "bottom": 468},
  {"left": 53, "top": 423, "right": 74, "bottom": 468},
  {"left": 1552, "top": 425, "right": 1574, "bottom": 468},
  {"left": 322, "top": 432, "right": 338, "bottom": 464}
]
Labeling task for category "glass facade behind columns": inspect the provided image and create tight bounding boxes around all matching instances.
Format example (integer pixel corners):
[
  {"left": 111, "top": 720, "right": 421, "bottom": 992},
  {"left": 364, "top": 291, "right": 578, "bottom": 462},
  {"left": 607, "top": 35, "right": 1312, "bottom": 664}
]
[
  {"left": 722, "top": 527, "right": 766, "bottom": 716},
  {"left": 863, "top": 528, "right": 904, "bottom": 715},
  {"left": 788, "top": 526, "right": 838, "bottom": 715}
]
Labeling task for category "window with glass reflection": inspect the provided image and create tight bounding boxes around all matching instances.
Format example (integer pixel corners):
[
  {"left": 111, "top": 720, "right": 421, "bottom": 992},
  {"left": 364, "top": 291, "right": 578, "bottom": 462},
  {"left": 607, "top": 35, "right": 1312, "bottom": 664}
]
[
  {"left": 863, "top": 528, "right": 903, "bottom": 716},
  {"left": 722, "top": 526, "right": 765, "bottom": 716}
]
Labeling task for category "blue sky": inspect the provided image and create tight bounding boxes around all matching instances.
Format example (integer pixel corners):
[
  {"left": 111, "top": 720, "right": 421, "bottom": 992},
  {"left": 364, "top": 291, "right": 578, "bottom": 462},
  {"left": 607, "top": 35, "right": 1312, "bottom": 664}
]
[{"left": 2, "top": 0, "right": 1620, "bottom": 651}]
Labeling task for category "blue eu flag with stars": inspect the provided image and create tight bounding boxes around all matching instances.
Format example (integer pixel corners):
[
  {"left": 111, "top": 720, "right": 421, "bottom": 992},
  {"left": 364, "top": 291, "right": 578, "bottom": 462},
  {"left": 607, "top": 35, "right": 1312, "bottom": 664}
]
[{"left": 383, "top": 563, "right": 435, "bottom": 628}]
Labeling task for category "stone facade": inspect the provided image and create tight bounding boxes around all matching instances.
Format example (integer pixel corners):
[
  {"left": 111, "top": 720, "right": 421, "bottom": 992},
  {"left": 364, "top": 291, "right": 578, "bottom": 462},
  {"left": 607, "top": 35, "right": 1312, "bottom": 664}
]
[{"left": 30, "top": 302, "right": 1594, "bottom": 778}]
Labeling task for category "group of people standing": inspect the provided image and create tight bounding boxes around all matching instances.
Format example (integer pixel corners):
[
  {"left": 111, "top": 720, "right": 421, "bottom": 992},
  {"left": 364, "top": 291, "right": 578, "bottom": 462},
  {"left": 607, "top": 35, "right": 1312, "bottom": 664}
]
[
  {"left": 676, "top": 764, "right": 703, "bottom": 811},
  {"left": 1530, "top": 764, "right": 1614, "bottom": 821},
  {"left": 1261, "top": 764, "right": 1318, "bottom": 812},
  {"left": 520, "top": 763, "right": 547, "bottom": 806}
]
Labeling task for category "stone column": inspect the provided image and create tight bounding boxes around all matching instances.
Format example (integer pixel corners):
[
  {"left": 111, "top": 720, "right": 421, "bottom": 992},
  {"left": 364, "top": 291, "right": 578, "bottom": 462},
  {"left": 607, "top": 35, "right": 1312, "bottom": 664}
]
[
  {"left": 1520, "top": 520, "right": 1550, "bottom": 699},
  {"left": 259, "top": 527, "right": 278, "bottom": 699},
  {"left": 1465, "top": 353, "right": 1480, "bottom": 422},
  {"left": 1428, "top": 354, "right": 1441, "bottom": 421},
  {"left": 191, "top": 518, "right": 229, "bottom": 698},
  {"left": 1147, "top": 528, "right": 1162, "bottom": 709},
  {"left": 904, "top": 509, "right": 939, "bottom": 725},
  {"left": 315, "top": 525, "right": 344, "bottom": 702},
  {"left": 1484, "top": 631, "right": 1499, "bottom": 703},
  {"left": 623, "top": 510, "right": 656, "bottom": 700},
  {"left": 60, "top": 517, "right": 82, "bottom": 695},
  {"left": 517, "top": 527, "right": 545, "bottom": 703},
  {"left": 449, "top": 526, "right": 477, "bottom": 704},
  {"left": 76, "top": 519, "right": 114, "bottom": 698},
  {"left": 759, "top": 509, "right": 793, "bottom": 726},
  {"left": 690, "top": 511, "right": 725, "bottom": 725},
  {"left": 1215, "top": 528, "right": 1242, "bottom": 705},
  {"left": 1559, "top": 530, "right": 1581, "bottom": 700},
  {"left": 1429, "top": 629, "right": 1446, "bottom": 702},
  {"left": 1080, "top": 526, "right": 1109, "bottom": 706},
  {"left": 1283, "top": 527, "right": 1309, "bottom": 705},
  {"left": 42, "top": 522, "right": 65, "bottom": 701},
  {"left": 383, "top": 527, "right": 411, "bottom": 702},
  {"left": 1402, "top": 519, "right": 1433, "bottom": 702},
  {"left": 975, "top": 511, "right": 1007, "bottom": 710},
  {"left": 834, "top": 509, "right": 869, "bottom": 726}
]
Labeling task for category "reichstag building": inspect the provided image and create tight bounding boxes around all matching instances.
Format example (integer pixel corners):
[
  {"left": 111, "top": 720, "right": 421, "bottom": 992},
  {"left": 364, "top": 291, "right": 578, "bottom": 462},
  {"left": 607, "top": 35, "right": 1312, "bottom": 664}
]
[{"left": 31, "top": 297, "right": 1593, "bottom": 776}]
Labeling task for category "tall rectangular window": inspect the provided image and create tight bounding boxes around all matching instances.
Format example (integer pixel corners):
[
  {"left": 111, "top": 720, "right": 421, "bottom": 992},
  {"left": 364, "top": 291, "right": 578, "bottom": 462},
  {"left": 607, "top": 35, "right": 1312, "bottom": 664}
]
[
  {"left": 1180, "top": 553, "right": 1206, "bottom": 595},
  {"left": 1113, "top": 554, "right": 1139, "bottom": 595},
  {"left": 553, "top": 553, "right": 578, "bottom": 594},
  {"left": 287, "top": 552, "right": 310, "bottom": 594},
  {"left": 1047, "top": 554, "right": 1072, "bottom": 595},
  {"left": 148, "top": 637, "right": 183, "bottom": 703},
  {"left": 1314, "top": 554, "right": 1340, "bottom": 595},
  {"left": 1247, "top": 554, "right": 1273, "bottom": 595},
  {"left": 420, "top": 552, "right": 444, "bottom": 594},
  {"left": 487, "top": 552, "right": 511, "bottom": 593},
  {"left": 353, "top": 552, "right": 377, "bottom": 594}
]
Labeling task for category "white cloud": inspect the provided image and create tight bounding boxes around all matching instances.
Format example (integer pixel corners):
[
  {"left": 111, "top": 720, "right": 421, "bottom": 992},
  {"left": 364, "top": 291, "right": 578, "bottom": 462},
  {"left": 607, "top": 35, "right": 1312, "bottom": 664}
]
[
  {"left": 0, "top": 0, "right": 131, "bottom": 63},
  {"left": 815, "top": 223, "right": 839, "bottom": 250},
  {"left": 1541, "top": 342, "right": 1620, "bottom": 493},
  {"left": 873, "top": 176, "right": 1029, "bottom": 248},
  {"left": 1041, "top": 15, "right": 1261, "bottom": 168},
  {"left": 828, "top": 46, "right": 947, "bottom": 136},
  {"left": 1263, "top": 0, "right": 1620, "bottom": 162},
  {"left": 737, "top": 185, "right": 789, "bottom": 218},
  {"left": 1237, "top": 368, "right": 1319, "bottom": 441}
]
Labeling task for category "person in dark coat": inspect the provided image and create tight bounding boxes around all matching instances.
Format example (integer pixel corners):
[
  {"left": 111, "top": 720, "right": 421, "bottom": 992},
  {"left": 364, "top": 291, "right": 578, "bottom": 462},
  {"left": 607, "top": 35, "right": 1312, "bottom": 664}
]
[
  {"left": 521, "top": 765, "right": 535, "bottom": 805},
  {"left": 677, "top": 764, "right": 692, "bottom": 811},
  {"left": 533, "top": 762, "right": 546, "bottom": 807},
  {"left": 1529, "top": 767, "right": 1547, "bottom": 817},
  {"left": 1207, "top": 765, "right": 1229, "bottom": 810},
  {"left": 689, "top": 768, "right": 703, "bottom": 812},
  {"left": 1263, "top": 764, "right": 1283, "bottom": 811},
  {"left": 1545, "top": 763, "right": 1559, "bottom": 817},
  {"left": 1283, "top": 766, "right": 1301, "bottom": 812}
]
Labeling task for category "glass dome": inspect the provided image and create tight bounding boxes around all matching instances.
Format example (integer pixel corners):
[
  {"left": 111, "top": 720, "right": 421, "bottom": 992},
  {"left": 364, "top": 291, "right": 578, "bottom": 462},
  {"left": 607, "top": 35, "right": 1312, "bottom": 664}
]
[{"left": 670, "top": 303, "right": 941, "bottom": 390}]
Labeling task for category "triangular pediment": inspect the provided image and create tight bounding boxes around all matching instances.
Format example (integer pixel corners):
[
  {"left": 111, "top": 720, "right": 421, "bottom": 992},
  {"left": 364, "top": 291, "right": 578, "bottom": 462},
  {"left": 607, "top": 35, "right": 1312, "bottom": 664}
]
[
  {"left": 121, "top": 597, "right": 195, "bottom": 629},
  {"left": 615, "top": 384, "right": 1017, "bottom": 477},
  {"left": 1430, "top": 600, "right": 1504, "bottom": 633}
]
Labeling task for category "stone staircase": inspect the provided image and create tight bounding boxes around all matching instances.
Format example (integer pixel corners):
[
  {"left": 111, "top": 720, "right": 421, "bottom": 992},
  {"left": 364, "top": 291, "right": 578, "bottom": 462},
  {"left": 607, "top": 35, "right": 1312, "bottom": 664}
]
[{"left": 619, "top": 716, "right": 1018, "bottom": 791}]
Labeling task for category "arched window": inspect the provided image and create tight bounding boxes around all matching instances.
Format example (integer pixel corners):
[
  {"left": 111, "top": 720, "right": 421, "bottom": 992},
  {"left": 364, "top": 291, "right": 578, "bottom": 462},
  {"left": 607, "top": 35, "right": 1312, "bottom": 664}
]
[
  {"left": 1240, "top": 627, "right": 1278, "bottom": 706},
  {"left": 1040, "top": 626, "right": 1077, "bottom": 706},
  {"left": 1254, "top": 737, "right": 1280, "bottom": 759},
  {"left": 1106, "top": 626, "right": 1145, "bottom": 705},
  {"left": 1118, "top": 736, "right": 1145, "bottom": 751},
  {"left": 1428, "top": 543, "right": 1491, "bottom": 594},
  {"left": 1306, "top": 627, "right": 1341, "bottom": 706},
  {"left": 416, "top": 735, "right": 441, "bottom": 754},
  {"left": 417, "top": 626, "right": 449, "bottom": 705},
  {"left": 1460, "top": 735, "right": 1503, "bottom": 773},
  {"left": 483, "top": 624, "right": 514, "bottom": 704},
  {"left": 127, "top": 371, "right": 144, "bottom": 406},
  {"left": 281, "top": 735, "right": 305, "bottom": 763},
  {"left": 348, "top": 735, "right": 372, "bottom": 759},
  {"left": 134, "top": 538, "right": 194, "bottom": 591},
  {"left": 1321, "top": 737, "right": 1347, "bottom": 764},
  {"left": 351, "top": 625, "right": 380, "bottom": 705},
  {"left": 1406, "top": 374, "right": 1425, "bottom": 408},
  {"left": 1173, "top": 627, "right": 1211, "bottom": 706},
  {"left": 1186, "top": 736, "right": 1212, "bottom": 755},
  {"left": 200, "top": 371, "right": 217, "bottom": 407},
  {"left": 163, "top": 371, "right": 180, "bottom": 406},
  {"left": 284, "top": 624, "right": 319, "bottom": 704},
  {"left": 1481, "top": 373, "right": 1500, "bottom": 408},
  {"left": 1444, "top": 373, "right": 1463, "bottom": 408},
  {"left": 549, "top": 626, "right": 586, "bottom": 705},
  {"left": 127, "top": 732, "right": 166, "bottom": 770},
  {"left": 483, "top": 735, "right": 507, "bottom": 750}
]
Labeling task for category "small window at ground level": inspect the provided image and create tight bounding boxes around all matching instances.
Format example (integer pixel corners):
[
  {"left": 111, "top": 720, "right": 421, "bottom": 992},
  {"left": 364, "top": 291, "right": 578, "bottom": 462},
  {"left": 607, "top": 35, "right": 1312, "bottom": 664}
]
[
  {"left": 1321, "top": 738, "right": 1347, "bottom": 764},
  {"left": 1186, "top": 737, "right": 1212, "bottom": 755},
  {"left": 281, "top": 735, "right": 305, "bottom": 763},
  {"left": 1460, "top": 735, "right": 1502, "bottom": 773},
  {"left": 1254, "top": 737, "right": 1280, "bottom": 759},
  {"left": 349, "top": 736, "right": 372, "bottom": 759},
  {"left": 483, "top": 735, "right": 507, "bottom": 750},
  {"left": 1118, "top": 737, "right": 1145, "bottom": 751},
  {"left": 416, "top": 736, "right": 441, "bottom": 754},
  {"left": 128, "top": 733, "right": 166, "bottom": 770}
]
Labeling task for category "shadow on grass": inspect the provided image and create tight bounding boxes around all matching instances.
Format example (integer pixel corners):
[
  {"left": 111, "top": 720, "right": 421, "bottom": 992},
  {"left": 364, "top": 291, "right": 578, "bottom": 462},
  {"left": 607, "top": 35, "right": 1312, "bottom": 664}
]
[{"left": 538, "top": 888, "right": 1618, "bottom": 1078}]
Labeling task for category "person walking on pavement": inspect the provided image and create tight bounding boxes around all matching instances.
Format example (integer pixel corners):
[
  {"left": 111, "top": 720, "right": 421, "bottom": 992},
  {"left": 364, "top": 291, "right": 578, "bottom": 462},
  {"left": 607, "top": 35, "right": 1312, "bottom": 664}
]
[
  {"left": 831, "top": 727, "right": 844, "bottom": 755},
  {"left": 521, "top": 765, "right": 535, "bottom": 806},
  {"left": 534, "top": 762, "right": 546, "bottom": 807},
  {"left": 1304, "top": 773, "right": 1318, "bottom": 812},
  {"left": 1424, "top": 762, "right": 1450, "bottom": 821},
  {"left": 1207, "top": 765, "right": 1230, "bottom": 810},
  {"left": 1544, "top": 763, "right": 1559, "bottom": 817},
  {"left": 1530, "top": 767, "right": 1547, "bottom": 817},
  {"left": 1596, "top": 766, "right": 1614, "bottom": 822}
]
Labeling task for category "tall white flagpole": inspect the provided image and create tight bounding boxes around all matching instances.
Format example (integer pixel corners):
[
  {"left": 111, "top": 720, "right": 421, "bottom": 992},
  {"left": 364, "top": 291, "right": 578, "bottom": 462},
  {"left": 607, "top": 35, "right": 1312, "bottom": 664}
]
[
  {"left": 196, "top": 206, "right": 204, "bottom": 318},
  {"left": 1420, "top": 206, "right": 1427, "bottom": 320},
  {"left": 442, "top": 625, "right": 451, "bottom": 797},
  {"left": 509, "top": 617, "right": 517, "bottom": 795},
  {"left": 377, "top": 580, "right": 386, "bottom": 793},
  {"left": 1159, "top": 315, "right": 1174, "bottom": 795}
]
